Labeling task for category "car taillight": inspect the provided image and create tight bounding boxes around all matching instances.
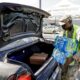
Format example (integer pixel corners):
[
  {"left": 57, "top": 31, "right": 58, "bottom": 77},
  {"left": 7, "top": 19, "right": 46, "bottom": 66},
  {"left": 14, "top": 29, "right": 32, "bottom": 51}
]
[
  {"left": 18, "top": 73, "right": 31, "bottom": 80},
  {"left": 8, "top": 73, "right": 31, "bottom": 80}
]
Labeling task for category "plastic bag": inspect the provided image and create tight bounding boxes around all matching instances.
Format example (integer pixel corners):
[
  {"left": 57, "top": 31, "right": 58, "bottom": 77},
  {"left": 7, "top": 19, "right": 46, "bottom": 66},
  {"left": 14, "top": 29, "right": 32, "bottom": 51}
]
[
  {"left": 54, "top": 36, "right": 67, "bottom": 52},
  {"left": 52, "top": 48, "right": 66, "bottom": 65},
  {"left": 54, "top": 36, "right": 78, "bottom": 57},
  {"left": 64, "top": 38, "right": 78, "bottom": 56}
]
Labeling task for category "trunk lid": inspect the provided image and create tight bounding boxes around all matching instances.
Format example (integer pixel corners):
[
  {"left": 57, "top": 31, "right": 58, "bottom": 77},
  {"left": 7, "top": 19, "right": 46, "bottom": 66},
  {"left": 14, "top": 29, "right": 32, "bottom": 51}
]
[{"left": 0, "top": 3, "right": 50, "bottom": 42}]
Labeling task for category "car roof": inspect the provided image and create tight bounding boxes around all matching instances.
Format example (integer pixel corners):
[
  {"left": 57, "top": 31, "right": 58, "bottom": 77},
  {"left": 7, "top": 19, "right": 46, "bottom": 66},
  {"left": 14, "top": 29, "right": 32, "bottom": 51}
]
[{"left": 0, "top": 2, "right": 50, "bottom": 18}]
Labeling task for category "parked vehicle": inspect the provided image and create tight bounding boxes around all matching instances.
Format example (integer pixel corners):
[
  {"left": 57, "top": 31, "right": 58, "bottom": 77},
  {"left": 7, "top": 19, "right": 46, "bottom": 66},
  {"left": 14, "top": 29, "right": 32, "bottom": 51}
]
[
  {"left": 42, "top": 18, "right": 64, "bottom": 42},
  {"left": 0, "top": 3, "right": 61, "bottom": 80}
]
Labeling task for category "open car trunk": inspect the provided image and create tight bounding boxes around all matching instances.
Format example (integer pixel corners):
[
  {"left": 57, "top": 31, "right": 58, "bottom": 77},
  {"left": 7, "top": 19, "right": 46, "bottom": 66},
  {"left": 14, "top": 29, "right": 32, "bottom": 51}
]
[
  {"left": 8, "top": 42, "right": 53, "bottom": 73},
  {"left": 0, "top": 3, "right": 61, "bottom": 80}
]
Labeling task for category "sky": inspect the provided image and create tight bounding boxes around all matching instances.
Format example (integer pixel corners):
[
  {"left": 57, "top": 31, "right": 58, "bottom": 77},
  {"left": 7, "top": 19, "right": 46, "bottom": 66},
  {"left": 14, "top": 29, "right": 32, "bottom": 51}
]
[
  {"left": 0, "top": 0, "right": 39, "bottom": 8},
  {"left": 0, "top": 0, "right": 80, "bottom": 10},
  {"left": 42, "top": 0, "right": 80, "bottom": 10}
]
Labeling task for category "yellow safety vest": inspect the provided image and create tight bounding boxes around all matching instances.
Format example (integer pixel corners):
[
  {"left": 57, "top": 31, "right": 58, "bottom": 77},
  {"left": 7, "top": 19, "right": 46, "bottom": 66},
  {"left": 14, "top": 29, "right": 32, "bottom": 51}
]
[
  {"left": 65, "top": 25, "right": 78, "bottom": 39},
  {"left": 65, "top": 25, "right": 79, "bottom": 65},
  {"left": 65, "top": 25, "right": 80, "bottom": 50}
]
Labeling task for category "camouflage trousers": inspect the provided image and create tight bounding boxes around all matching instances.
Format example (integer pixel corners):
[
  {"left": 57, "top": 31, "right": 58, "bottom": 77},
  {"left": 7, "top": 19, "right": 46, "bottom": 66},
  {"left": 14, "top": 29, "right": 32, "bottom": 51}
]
[{"left": 62, "top": 62, "right": 80, "bottom": 80}]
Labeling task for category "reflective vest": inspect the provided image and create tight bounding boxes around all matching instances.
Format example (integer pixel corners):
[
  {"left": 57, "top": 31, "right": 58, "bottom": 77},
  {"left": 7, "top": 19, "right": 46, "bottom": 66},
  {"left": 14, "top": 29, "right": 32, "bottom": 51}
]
[
  {"left": 65, "top": 25, "right": 79, "bottom": 65},
  {"left": 64, "top": 25, "right": 79, "bottom": 58},
  {"left": 65, "top": 25, "right": 80, "bottom": 50},
  {"left": 65, "top": 25, "right": 78, "bottom": 39}
]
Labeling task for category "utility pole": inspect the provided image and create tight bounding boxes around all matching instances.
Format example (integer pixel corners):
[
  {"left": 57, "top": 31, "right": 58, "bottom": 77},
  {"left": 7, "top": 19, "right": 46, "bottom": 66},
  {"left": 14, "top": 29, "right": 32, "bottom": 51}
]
[{"left": 39, "top": 0, "right": 41, "bottom": 9}]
